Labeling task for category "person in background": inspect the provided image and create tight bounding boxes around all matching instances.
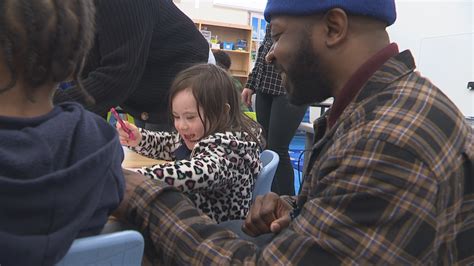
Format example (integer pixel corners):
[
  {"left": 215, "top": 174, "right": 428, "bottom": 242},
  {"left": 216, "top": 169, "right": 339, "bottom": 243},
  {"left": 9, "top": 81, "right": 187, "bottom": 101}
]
[
  {"left": 213, "top": 50, "right": 232, "bottom": 71},
  {"left": 53, "top": 0, "right": 210, "bottom": 131},
  {"left": 113, "top": 0, "right": 474, "bottom": 264},
  {"left": 117, "top": 64, "right": 264, "bottom": 224},
  {"left": 213, "top": 50, "right": 250, "bottom": 112},
  {"left": 0, "top": 1, "right": 124, "bottom": 265},
  {"left": 241, "top": 24, "right": 307, "bottom": 196}
]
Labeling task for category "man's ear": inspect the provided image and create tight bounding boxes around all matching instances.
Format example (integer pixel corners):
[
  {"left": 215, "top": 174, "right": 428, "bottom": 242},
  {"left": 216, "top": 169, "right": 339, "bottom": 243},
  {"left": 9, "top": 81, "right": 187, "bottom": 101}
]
[
  {"left": 322, "top": 8, "right": 349, "bottom": 47},
  {"left": 225, "top": 103, "right": 231, "bottom": 113}
]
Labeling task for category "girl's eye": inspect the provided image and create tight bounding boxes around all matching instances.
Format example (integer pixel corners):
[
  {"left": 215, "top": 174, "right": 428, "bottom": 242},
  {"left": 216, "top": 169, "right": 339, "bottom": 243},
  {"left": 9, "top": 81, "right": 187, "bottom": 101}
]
[{"left": 186, "top": 116, "right": 196, "bottom": 120}]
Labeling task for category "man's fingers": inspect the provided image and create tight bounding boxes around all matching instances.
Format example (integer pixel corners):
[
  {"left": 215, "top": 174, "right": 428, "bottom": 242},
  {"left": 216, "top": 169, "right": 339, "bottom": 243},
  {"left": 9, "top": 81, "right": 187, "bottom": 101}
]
[
  {"left": 242, "top": 214, "right": 260, "bottom": 237},
  {"left": 241, "top": 193, "right": 282, "bottom": 237},
  {"left": 258, "top": 193, "right": 280, "bottom": 224},
  {"left": 249, "top": 196, "right": 272, "bottom": 233},
  {"left": 270, "top": 215, "right": 291, "bottom": 233},
  {"left": 242, "top": 204, "right": 263, "bottom": 236},
  {"left": 242, "top": 196, "right": 271, "bottom": 236}
]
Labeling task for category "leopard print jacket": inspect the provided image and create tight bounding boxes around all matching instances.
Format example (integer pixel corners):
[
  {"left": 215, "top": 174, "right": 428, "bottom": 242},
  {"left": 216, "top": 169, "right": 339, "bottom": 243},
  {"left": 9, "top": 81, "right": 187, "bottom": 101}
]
[{"left": 131, "top": 129, "right": 262, "bottom": 223}]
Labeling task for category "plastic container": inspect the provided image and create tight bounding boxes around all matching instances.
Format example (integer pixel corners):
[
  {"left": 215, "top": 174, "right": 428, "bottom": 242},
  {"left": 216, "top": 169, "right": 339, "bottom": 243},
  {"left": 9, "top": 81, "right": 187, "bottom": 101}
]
[{"left": 223, "top": 42, "right": 234, "bottom": 50}]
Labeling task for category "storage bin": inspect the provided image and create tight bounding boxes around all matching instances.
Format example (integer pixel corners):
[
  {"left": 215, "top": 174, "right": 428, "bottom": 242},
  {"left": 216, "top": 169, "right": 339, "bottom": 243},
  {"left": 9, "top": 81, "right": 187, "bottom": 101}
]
[{"left": 223, "top": 42, "right": 234, "bottom": 50}]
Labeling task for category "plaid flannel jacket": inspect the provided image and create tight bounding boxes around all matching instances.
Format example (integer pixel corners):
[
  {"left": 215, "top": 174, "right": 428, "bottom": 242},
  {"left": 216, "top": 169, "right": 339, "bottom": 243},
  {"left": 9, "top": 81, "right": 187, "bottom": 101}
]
[
  {"left": 125, "top": 50, "right": 474, "bottom": 265},
  {"left": 245, "top": 25, "right": 285, "bottom": 96}
]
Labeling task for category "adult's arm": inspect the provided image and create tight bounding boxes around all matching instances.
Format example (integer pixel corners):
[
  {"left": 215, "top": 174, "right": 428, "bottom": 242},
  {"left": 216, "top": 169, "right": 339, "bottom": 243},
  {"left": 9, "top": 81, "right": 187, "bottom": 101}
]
[
  {"left": 54, "top": 0, "right": 154, "bottom": 115},
  {"left": 123, "top": 137, "right": 437, "bottom": 264}
]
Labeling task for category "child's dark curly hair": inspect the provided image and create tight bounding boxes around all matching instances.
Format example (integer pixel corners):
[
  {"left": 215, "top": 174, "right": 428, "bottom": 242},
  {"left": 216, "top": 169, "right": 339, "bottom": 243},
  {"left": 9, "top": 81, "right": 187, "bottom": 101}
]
[{"left": 0, "top": 0, "right": 95, "bottom": 103}]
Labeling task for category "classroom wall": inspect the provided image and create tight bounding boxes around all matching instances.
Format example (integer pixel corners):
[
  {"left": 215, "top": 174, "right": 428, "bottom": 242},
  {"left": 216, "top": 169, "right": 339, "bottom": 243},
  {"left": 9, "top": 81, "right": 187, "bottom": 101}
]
[
  {"left": 174, "top": 0, "right": 250, "bottom": 26},
  {"left": 311, "top": 0, "right": 474, "bottom": 121},
  {"left": 387, "top": 0, "right": 474, "bottom": 116}
]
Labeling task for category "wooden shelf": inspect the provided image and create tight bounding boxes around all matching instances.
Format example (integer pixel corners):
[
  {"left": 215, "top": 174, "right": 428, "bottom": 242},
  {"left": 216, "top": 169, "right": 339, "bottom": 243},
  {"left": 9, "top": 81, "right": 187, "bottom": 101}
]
[
  {"left": 195, "top": 19, "right": 253, "bottom": 84},
  {"left": 194, "top": 19, "right": 252, "bottom": 31},
  {"left": 232, "top": 73, "right": 249, "bottom": 78},
  {"left": 211, "top": 48, "right": 250, "bottom": 54}
]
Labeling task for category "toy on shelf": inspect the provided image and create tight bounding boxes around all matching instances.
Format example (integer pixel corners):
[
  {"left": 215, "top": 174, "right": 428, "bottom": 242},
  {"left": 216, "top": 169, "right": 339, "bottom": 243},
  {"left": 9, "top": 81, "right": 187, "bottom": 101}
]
[
  {"left": 210, "top": 36, "right": 220, "bottom": 49},
  {"left": 235, "top": 39, "right": 247, "bottom": 51},
  {"left": 223, "top": 41, "right": 234, "bottom": 50}
]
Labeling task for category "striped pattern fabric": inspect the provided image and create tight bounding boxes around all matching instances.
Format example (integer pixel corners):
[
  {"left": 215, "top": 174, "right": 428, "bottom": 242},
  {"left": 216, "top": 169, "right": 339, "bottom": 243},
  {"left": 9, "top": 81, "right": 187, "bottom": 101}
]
[
  {"left": 245, "top": 25, "right": 286, "bottom": 96},
  {"left": 125, "top": 50, "right": 474, "bottom": 264}
]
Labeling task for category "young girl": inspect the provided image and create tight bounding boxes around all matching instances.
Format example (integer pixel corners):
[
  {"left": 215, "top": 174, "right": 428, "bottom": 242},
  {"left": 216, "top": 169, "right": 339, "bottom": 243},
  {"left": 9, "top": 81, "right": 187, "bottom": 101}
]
[
  {"left": 118, "top": 64, "right": 264, "bottom": 223},
  {"left": 0, "top": 1, "right": 124, "bottom": 265}
]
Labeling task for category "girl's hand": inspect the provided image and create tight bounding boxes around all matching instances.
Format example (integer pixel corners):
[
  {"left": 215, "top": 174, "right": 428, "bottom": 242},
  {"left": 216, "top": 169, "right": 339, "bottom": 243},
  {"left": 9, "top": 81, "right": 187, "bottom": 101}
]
[{"left": 116, "top": 121, "right": 141, "bottom": 147}]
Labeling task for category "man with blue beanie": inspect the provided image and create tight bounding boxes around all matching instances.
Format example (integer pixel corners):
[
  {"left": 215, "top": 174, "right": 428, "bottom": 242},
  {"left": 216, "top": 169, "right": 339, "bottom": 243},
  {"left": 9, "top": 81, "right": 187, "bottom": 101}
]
[{"left": 113, "top": 0, "right": 474, "bottom": 264}]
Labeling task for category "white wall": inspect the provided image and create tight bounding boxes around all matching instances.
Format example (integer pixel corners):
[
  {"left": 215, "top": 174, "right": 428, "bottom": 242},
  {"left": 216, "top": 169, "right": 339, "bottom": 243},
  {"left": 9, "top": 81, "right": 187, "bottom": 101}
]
[
  {"left": 387, "top": 0, "right": 474, "bottom": 116},
  {"left": 310, "top": 0, "right": 474, "bottom": 121},
  {"left": 213, "top": 0, "right": 266, "bottom": 12},
  {"left": 174, "top": 0, "right": 250, "bottom": 25}
]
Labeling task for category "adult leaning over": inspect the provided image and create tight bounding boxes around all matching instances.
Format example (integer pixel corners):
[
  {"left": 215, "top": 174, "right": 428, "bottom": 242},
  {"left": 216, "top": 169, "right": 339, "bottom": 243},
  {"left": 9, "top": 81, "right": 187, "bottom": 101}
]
[
  {"left": 114, "top": 0, "right": 474, "bottom": 264},
  {"left": 54, "top": 0, "right": 210, "bottom": 131}
]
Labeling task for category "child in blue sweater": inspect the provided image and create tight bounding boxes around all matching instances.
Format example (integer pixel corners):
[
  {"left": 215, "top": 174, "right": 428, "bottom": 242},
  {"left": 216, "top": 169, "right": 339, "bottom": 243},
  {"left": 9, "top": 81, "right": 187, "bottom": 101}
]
[
  {"left": 118, "top": 64, "right": 264, "bottom": 223},
  {"left": 0, "top": 1, "right": 124, "bottom": 265}
]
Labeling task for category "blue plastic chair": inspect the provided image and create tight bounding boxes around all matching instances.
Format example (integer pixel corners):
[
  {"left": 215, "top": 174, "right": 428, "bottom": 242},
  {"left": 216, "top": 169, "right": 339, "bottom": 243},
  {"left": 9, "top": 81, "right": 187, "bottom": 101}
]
[
  {"left": 56, "top": 230, "right": 144, "bottom": 266},
  {"left": 252, "top": 149, "right": 279, "bottom": 201},
  {"left": 218, "top": 150, "right": 279, "bottom": 237}
]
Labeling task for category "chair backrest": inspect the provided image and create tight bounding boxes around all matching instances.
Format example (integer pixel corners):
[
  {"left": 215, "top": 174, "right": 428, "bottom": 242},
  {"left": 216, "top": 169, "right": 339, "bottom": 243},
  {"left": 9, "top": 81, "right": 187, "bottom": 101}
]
[
  {"left": 252, "top": 150, "right": 279, "bottom": 201},
  {"left": 56, "top": 230, "right": 144, "bottom": 266}
]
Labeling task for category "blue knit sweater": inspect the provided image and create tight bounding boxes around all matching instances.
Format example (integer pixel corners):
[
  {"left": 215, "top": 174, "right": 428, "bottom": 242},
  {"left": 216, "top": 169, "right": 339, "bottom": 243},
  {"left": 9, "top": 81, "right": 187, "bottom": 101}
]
[{"left": 0, "top": 102, "right": 125, "bottom": 266}]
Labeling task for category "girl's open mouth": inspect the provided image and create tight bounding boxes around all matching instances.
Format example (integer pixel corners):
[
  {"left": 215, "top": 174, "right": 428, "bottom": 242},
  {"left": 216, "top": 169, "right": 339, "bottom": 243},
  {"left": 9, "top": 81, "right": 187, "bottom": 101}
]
[{"left": 183, "top": 134, "right": 196, "bottom": 142}]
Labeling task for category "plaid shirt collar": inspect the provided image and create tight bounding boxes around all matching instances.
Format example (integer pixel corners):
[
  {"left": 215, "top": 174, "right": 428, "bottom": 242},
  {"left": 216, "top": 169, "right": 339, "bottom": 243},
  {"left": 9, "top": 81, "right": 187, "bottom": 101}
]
[
  {"left": 328, "top": 43, "right": 400, "bottom": 128},
  {"left": 306, "top": 47, "right": 417, "bottom": 190}
]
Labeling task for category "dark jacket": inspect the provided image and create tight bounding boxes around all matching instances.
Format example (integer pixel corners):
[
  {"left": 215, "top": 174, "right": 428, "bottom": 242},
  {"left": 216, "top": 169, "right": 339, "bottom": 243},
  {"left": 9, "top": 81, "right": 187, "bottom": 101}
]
[
  {"left": 54, "top": 0, "right": 209, "bottom": 124},
  {"left": 0, "top": 103, "right": 125, "bottom": 266}
]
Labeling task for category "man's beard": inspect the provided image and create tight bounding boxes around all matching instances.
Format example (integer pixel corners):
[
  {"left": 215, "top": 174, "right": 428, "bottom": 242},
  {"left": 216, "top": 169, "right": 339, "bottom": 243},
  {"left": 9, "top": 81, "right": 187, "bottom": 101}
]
[{"left": 277, "top": 36, "right": 331, "bottom": 106}]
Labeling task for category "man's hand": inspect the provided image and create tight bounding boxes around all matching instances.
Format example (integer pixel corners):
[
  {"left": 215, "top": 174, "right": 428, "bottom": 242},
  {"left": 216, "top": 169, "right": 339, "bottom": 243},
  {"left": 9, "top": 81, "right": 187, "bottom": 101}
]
[
  {"left": 113, "top": 169, "right": 148, "bottom": 220},
  {"left": 241, "top": 88, "right": 254, "bottom": 107},
  {"left": 242, "top": 192, "right": 293, "bottom": 237}
]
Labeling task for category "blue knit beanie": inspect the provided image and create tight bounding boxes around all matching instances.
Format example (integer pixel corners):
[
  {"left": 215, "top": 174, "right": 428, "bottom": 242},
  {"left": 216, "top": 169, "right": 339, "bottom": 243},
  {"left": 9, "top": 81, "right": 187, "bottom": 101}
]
[{"left": 264, "top": 0, "right": 396, "bottom": 26}]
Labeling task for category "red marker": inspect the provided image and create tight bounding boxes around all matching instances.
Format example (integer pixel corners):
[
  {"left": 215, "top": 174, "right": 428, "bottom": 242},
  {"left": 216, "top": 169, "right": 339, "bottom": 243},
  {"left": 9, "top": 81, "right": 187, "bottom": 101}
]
[{"left": 110, "top": 108, "right": 135, "bottom": 140}]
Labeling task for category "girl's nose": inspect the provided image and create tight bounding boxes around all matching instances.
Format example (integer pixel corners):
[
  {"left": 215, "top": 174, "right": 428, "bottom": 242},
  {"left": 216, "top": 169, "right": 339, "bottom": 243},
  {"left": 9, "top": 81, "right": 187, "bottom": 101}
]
[{"left": 176, "top": 120, "right": 187, "bottom": 130}]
